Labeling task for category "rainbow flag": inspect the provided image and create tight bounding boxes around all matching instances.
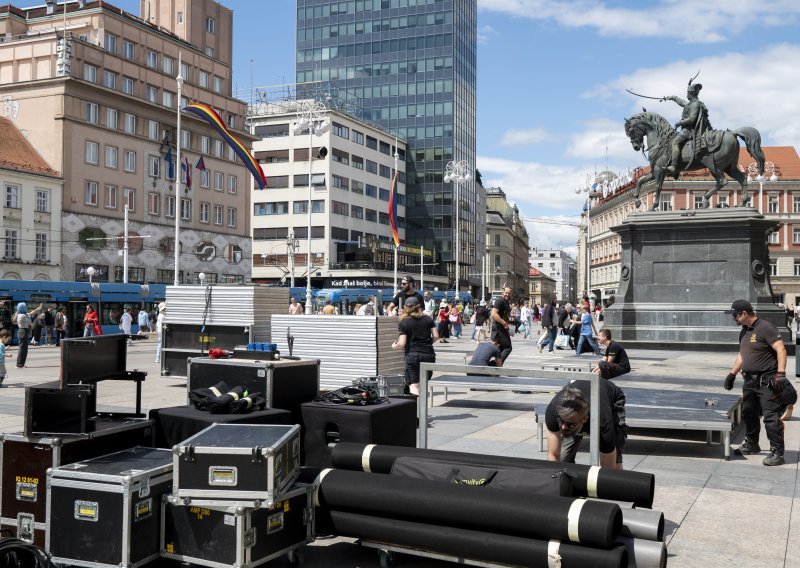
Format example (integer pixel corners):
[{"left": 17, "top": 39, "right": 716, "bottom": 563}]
[
  {"left": 388, "top": 171, "right": 400, "bottom": 247},
  {"left": 183, "top": 102, "right": 267, "bottom": 189}
]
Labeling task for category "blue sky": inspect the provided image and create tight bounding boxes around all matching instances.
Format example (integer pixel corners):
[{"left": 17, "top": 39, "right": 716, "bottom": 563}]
[{"left": 112, "top": 0, "right": 800, "bottom": 253}]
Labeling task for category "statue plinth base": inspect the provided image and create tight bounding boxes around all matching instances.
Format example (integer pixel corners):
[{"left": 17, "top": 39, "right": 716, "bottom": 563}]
[{"left": 603, "top": 208, "right": 791, "bottom": 351}]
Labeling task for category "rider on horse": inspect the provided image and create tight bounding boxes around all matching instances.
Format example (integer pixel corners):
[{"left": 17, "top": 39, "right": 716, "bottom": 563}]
[{"left": 664, "top": 82, "right": 713, "bottom": 177}]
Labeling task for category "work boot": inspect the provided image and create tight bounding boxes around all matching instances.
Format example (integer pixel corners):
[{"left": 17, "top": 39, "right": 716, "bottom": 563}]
[
  {"left": 762, "top": 449, "right": 785, "bottom": 467},
  {"left": 734, "top": 438, "right": 761, "bottom": 456},
  {"left": 781, "top": 404, "right": 794, "bottom": 421}
]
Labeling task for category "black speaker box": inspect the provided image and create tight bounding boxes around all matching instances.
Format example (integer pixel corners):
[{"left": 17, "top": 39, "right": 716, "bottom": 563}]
[{"left": 300, "top": 397, "right": 416, "bottom": 468}]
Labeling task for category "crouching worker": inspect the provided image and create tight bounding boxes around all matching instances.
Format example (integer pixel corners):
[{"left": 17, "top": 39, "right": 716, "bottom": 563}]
[
  {"left": 392, "top": 296, "right": 439, "bottom": 396},
  {"left": 545, "top": 380, "right": 627, "bottom": 469},
  {"left": 468, "top": 338, "right": 504, "bottom": 370},
  {"left": 595, "top": 329, "right": 631, "bottom": 379}
]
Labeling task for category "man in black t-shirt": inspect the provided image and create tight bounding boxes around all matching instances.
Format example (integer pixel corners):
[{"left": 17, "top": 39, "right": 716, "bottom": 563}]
[
  {"left": 723, "top": 299, "right": 793, "bottom": 466},
  {"left": 544, "top": 379, "right": 626, "bottom": 469},
  {"left": 490, "top": 286, "right": 513, "bottom": 362},
  {"left": 595, "top": 329, "right": 630, "bottom": 379},
  {"left": 468, "top": 338, "right": 503, "bottom": 368},
  {"left": 389, "top": 275, "right": 424, "bottom": 314}
]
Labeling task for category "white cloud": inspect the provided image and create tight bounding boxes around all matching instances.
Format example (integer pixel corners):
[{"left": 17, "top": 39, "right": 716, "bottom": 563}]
[
  {"left": 498, "top": 127, "right": 552, "bottom": 146},
  {"left": 477, "top": 25, "right": 496, "bottom": 45},
  {"left": 478, "top": 0, "right": 800, "bottom": 43},
  {"left": 524, "top": 219, "right": 581, "bottom": 257},
  {"left": 585, "top": 44, "right": 800, "bottom": 150},
  {"left": 564, "top": 118, "right": 634, "bottom": 164}
]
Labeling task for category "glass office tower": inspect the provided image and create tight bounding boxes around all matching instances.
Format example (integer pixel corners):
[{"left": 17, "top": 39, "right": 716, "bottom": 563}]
[{"left": 296, "top": 0, "right": 478, "bottom": 292}]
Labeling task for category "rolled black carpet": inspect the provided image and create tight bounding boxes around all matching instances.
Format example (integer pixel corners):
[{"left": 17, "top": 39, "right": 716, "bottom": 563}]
[
  {"left": 229, "top": 392, "right": 266, "bottom": 414},
  {"left": 207, "top": 386, "right": 247, "bottom": 414},
  {"left": 324, "top": 509, "right": 628, "bottom": 568},
  {"left": 315, "top": 469, "right": 622, "bottom": 548},
  {"left": 188, "top": 381, "right": 229, "bottom": 410},
  {"left": 330, "top": 443, "right": 655, "bottom": 508}
]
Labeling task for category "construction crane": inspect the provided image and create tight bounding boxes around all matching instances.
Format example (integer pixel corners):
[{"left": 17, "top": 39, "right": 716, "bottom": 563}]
[{"left": 521, "top": 216, "right": 581, "bottom": 227}]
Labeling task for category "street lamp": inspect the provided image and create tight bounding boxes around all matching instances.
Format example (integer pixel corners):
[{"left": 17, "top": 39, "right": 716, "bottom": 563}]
[
  {"left": 575, "top": 174, "right": 597, "bottom": 307},
  {"left": 173, "top": 55, "right": 184, "bottom": 286},
  {"left": 198, "top": 272, "right": 206, "bottom": 286},
  {"left": 747, "top": 161, "right": 778, "bottom": 212},
  {"left": 444, "top": 160, "right": 472, "bottom": 301},
  {"left": 87, "top": 266, "right": 95, "bottom": 284},
  {"left": 292, "top": 101, "right": 330, "bottom": 314}
]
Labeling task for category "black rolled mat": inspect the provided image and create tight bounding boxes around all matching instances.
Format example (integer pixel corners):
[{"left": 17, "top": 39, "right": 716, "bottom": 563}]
[
  {"left": 330, "top": 442, "right": 655, "bottom": 508},
  {"left": 316, "top": 469, "right": 622, "bottom": 549},
  {"left": 324, "top": 509, "right": 628, "bottom": 568}
]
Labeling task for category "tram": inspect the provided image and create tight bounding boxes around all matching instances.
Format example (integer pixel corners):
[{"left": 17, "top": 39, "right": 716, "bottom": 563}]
[{"left": 0, "top": 280, "right": 167, "bottom": 342}]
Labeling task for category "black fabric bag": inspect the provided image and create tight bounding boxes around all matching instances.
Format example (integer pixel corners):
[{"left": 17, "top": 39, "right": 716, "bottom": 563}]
[{"left": 188, "top": 381, "right": 230, "bottom": 411}]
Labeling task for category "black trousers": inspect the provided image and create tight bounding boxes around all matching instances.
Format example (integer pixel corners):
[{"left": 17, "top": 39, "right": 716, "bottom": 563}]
[
  {"left": 598, "top": 361, "right": 630, "bottom": 380},
  {"left": 742, "top": 375, "right": 784, "bottom": 452}
]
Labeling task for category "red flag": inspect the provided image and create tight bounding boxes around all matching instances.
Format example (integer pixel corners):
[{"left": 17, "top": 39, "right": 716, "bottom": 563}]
[
  {"left": 182, "top": 157, "right": 192, "bottom": 190},
  {"left": 388, "top": 171, "right": 400, "bottom": 247},
  {"left": 195, "top": 156, "right": 207, "bottom": 171}
]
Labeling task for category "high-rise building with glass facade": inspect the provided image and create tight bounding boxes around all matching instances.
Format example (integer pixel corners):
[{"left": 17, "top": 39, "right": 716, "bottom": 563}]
[{"left": 296, "top": 0, "right": 479, "bottom": 293}]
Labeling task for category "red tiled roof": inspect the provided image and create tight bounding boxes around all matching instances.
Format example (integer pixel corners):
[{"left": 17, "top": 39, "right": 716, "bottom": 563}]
[{"left": 0, "top": 117, "right": 60, "bottom": 178}]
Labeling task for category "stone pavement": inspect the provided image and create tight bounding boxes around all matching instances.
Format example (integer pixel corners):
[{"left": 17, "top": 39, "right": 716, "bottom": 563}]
[{"left": 3, "top": 330, "right": 800, "bottom": 568}]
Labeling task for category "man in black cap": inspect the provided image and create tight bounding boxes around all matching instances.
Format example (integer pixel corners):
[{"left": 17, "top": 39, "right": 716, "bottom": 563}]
[
  {"left": 724, "top": 299, "right": 794, "bottom": 466},
  {"left": 389, "top": 275, "right": 424, "bottom": 314}
]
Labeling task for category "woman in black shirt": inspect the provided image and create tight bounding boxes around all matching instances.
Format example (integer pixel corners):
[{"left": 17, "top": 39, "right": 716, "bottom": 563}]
[{"left": 392, "top": 296, "right": 439, "bottom": 396}]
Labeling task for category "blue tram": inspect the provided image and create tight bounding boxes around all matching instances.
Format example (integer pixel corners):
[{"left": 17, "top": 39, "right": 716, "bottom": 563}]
[{"left": 0, "top": 280, "right": 167, "bottom": 342}]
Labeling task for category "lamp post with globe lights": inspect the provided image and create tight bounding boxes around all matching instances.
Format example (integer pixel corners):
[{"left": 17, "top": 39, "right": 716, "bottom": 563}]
[
  {"left": 444, "top": 160, "right": 472, "bottom": 301},
  {"left": 292, "top": 101, "right": 330, "bottom": 314}
]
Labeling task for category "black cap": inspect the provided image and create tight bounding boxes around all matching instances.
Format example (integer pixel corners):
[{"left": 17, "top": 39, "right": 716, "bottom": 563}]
[
  {"left": 404, "top": 296, "right": 420, "bottom": 308},
  {"left": 725, "top": 299, "right": 753, "bottom": 314},
  {"left": 401, "top": 275, "right": 415, "bottom": 284}
]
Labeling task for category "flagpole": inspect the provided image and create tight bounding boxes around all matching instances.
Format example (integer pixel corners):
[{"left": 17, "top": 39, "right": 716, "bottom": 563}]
[
  {"left": 173, "top": 52, "right": 183, "bottom": 286},
  {"left": 393, "top": 142, "right": 399, "bottom": 293},
  {"left": 420, "top": 246, "right": 424, "bottom": 292},
  {"left": 123, "top": 191, "right": 129, "bottom": 283}
]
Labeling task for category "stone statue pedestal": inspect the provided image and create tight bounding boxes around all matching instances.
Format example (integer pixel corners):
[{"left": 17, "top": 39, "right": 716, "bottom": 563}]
[{"left": 603, "top": 208, "right": 791, "bottom": 350}]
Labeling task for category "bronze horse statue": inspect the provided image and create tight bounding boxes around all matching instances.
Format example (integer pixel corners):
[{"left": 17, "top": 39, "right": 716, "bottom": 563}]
[{"left": 623, "top": 111, "right": 765, "bottom": 210}]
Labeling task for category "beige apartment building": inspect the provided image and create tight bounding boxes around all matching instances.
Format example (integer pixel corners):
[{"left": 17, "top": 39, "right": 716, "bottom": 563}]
[
  {"left": 485, "top": 187, "right": 530, "bottom": 300},
  {"left": 0, "top": 0, "right": 253, "bottom": 284}
]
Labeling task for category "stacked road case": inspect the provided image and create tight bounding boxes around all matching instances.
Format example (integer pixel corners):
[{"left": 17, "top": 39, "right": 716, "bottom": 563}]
[{"left": 163, "top": 423, "right": 313, "bottom": 567}]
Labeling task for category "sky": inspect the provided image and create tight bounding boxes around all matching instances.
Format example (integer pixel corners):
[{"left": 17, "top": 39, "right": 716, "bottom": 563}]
[{"left": 110, "top": 0, "right": 800, "bottom": 255}]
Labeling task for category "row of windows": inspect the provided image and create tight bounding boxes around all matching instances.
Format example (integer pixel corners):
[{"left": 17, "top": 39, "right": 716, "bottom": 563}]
[
  {"left": 298, "top": 59, "right": 454, "bottom": 84},
  {"left": 298, "top": 12, "right": 450, "bottom": 40},
  {"left": 85, "top": 101, "right": 238, "bottom": 154},
  {"left": 259, "top": 174, "right": 404, "bottom": 204},
  {"left": 4, "top": 185, "right": 50, "bottom": 212},
  {"left": 298, "top": 0, "right": 445, "bottom": 21},
  {"left": 254, "top": 225, "right": 396, "bottom": 241},
  {"left": 3, "top": 229, "right": 48, "bottom": 261}
]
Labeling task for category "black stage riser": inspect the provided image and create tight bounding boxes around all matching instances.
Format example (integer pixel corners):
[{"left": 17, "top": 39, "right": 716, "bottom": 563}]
[
  {"left": 323, "top": 509, "right": 628, "bottom": 568},
  {"left": 330, "top": 443, "right": 655, "bottom": 508},
  {"left": 315, "top": 469, "right": 622, "bottom": 549}
]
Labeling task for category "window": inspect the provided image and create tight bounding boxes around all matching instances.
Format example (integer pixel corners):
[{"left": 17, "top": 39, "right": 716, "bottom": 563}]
[
  {"left": 103, "top": 70, "right": 116, "bottom": 89},
  {"left": 214, "top": 172, "right": 224, "bottom": 191},
  {"left": 379, "top": 188, "right": 390, "bottom": 201},
  {"left": 351, "top": 205, "right": 364, "bottom": 219},
  {"left": 331, "top": 175, "right": 349, "bottom": 190},
  {"left": 366, "top": 160, "right": 377, "bottom": 174},
  {"left": 87, "top": 102, "right": 98, "bottom": 124},
  {"left": 351, "top": 180, "right": 364, "bottom": 194},
  {"left": 105, "top": 185, "right": 117, "bottom": 209},
  {"left": 332, "top": 200, "right": 349, "bottom": 216},
  {"left": 794, "top": 196, "right": 800, "bottom": 214},
  {"left": 352, "top": 155, "right": 364, "bottom": 170},
  {"left": 228, "top": 176, "right": 237, "bottom": 194},
  {"left": 717, "top": 194, "right": 729, "bottom": 208},
  {"left": 180, "top": 62, "right": 190, "bottom": 82},
  {"left": 199, "top": 70, "right": 209, "bottom": 88},
  {"left": 227, "top": 207, "right": 237, "bottom": 227},
  {"left": 292, "top": 200, "right": 325, "bottom": 214},
  {"left": 768, "top": 231, "right": 779, "bottom": 245},
  {"left": 122, "top": 76, "right": 135, "bottom": 95},
  {"left": 793, "top": 228, "right": 800, "bottom": 245},
  {"left": 254, "top": 202, "right": 289, "bottom": 216},
  {"left": 201, "top": 136, "right": 211, "bottom": 154},
  {"left": 215, "top": 140, "right": 224, "bottom": 157},
  {"left": 795, "top": 260, "right": 800, "bottom": 277},
  {"left": 105, "top": 146, "right": 118, "bottom": 169},
  {"left": 693, "top": 194, "right": 704, "bottom": 209},
  {"left": 182, "top": 129, "right": 191, "bottom": 149},
  {"left": 265, "top": 176, "right": 289, "bottom": 188},
  {"left": 125, "top": 188, "right": 136, "bottom": 212},
  {"left": 106, "top": 108, "right": 118, "bottom": 129},
  {"left": 770, "top": 261, "right": 778, "bottom": 276},
  {"left": 206, "top": 17, "right": 215, "bottom": 33},
  {"left": 659, "top": 192, "right": 673, "bottom": 211},
  {"left": 85, "top": 181, "right": 98, "bottom": 206},
  {"left": 768, "top": 196, "right": 779, "bottom": 213},
  {"left": 365, "top": 209, "right": 377, "bottom": 222},
  {"left": 366, "top": 184, "right": 377, "bottom": 198},
  {"left": 200, "top": 202, "right": 209, "bottom": 223},
  {"left": 148, "top": 192, "right": 160, "bottom": 215},
  {"left": 164, "top": 196, "right": 176, "bottom": 218},
  {"left": 35, "top": 233, "right": 47, "bottom": 261},
  {"left": 104, "top": 33, "right": 117, "bottom": 53},
  {"left": 351, "top": 129, "right": 364, "bottom": 144},
  {"left": 148, "top": 155, "right": 160, "bottom": 178},
  {"left": 379, "top": 212, "right": 390, "bottom": 225},
  {"left": 124, "top": 150, "right": 136, "bottom": 173},
  {"left": 331, "top": 227, "right": 349, "bottom": 241},
  {"left": 5, "top": 185, "right": 20, "bottom": 208},
  {"left": 366, "top": 136, "right": 378, "bottom": 150},
  {"left": 124, "top": 113, "right": 136, "bottom": 134},
  {"left": 85, "top": 141, "right": 99, "bottom": 165},
  {"left": 83, "top": 63, "right": 97, "bottom": 83},
  {"left": 163, "top": 90, "right": 174, "bottom": 108},
  {"left": 162, "top": 56, "right": 174, "bottom": 75},
  {"left": 332, "top": 148, "right": 349, "bottom": 165},
  {"left": 379, "top": 141, "right": 391, "bottom": 155},
  {"left": 379, "top": 164, "right": 391, "bottom": 178},
  {"left": 200, "top": 170, "right": 210, "bottom": 188},
  {"left": 177, "top": 12, "right": 183, "bottom": 23},
  {"left": 181, "top": 198, "right": 191, "bottom": 221},
  {"left": 332, "top": 122, "right": 349, "bottom": 138},
  {"left": 146, "top": 84, "right": 158, "bottom": 103},
  {"left": 35, "top": 189, "right": 49, "bottom": 212},
  {"left": 123, "top": 40, "right": 135, "bottom": 60},
  {"left": 213, "top": 76, "right": 222, "bottom": 93},
  {"left": 204, "top": 46, "right": 215, "bottom": 58},
  {"left": 4, "top": 229, "right": 18, "bottom": 259},
  {"left": 213, "top": 204, "right": 223, "bottom": 225},
  {"left": 145, "top": 49, "right": 157, "bottom": 69}
]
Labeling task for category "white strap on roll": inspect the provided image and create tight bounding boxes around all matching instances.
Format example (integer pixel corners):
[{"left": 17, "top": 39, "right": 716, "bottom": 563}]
[
  {"left": 312, "top": 468, "right": 332, "bottom": 507},
  {"left": 567, "top": 499, "right": 586, "bottom": 543},
  {"left": 361, "top": 444, "right": 376, "bottom": 473},
  {"left": 209, "top": 387, "right": 221, "bottom": 397},
  {"left": 547, "top": 540, "right": 562, "bottom": 568},
  {"left": 587, "top": 465, "right": 601, "bottom": 498}
]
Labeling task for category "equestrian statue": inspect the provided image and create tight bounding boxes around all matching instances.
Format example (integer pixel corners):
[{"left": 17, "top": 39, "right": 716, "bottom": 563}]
[{"left": 624, "top": 77, "right": 765, "bottom": 210}]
